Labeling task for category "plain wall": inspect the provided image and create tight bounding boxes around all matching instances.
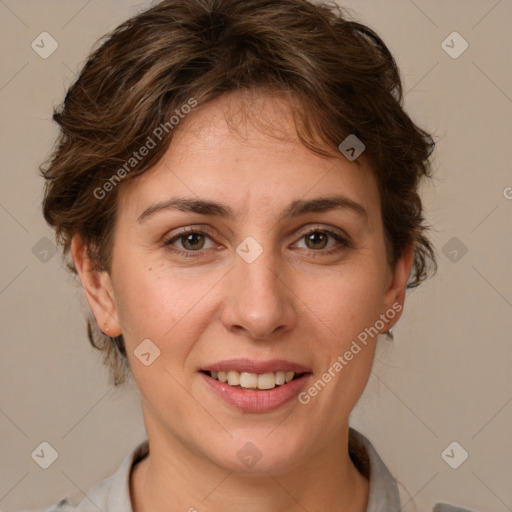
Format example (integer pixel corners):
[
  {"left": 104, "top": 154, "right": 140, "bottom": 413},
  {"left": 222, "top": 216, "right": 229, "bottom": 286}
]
[{"left": 1, "top": 1, "right": 511, "bottom": 511}]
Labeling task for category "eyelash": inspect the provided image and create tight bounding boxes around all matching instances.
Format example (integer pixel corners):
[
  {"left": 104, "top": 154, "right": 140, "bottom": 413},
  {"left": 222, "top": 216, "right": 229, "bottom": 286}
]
[{"left": 163, "top": 226, "right": 352, "bottom": 259}]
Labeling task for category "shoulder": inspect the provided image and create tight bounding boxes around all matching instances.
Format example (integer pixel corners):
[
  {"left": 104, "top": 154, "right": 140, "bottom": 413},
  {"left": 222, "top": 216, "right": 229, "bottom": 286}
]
[
  {"left": 349, "top": 428, "right": 481, "bottom": 512},
  {"left": 19, "top": 440, "right": 149, "bottom": 512},
  {"left": 46, "top": 498, "right": 78, "bottom": 511},
  {"left": 432, "top": 506, "right": 480, "bottom": 512},
  {"left": 16, "top": 498, "right": 78, "bottom": 512}
]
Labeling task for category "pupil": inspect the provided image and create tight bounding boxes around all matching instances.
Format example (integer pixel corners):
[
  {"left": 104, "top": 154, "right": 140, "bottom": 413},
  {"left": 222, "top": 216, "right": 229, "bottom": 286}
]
[
  {"left": 307, "top": 232, "right": 327, "bottom": 249},
  {"left": 184, "top": 233, "right": 204, "bottom": 250}
]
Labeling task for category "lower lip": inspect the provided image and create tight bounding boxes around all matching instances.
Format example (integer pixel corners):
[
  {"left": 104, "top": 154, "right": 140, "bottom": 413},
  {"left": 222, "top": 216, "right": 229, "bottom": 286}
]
[{"left": 199, "top": 372, "right": 312, "bottom": 413}]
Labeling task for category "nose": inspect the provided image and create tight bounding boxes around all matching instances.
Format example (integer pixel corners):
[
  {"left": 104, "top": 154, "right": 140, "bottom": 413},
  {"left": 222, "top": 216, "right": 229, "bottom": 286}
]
[{"left": 220, "top": 245, "right": 297, "bottom": 340}]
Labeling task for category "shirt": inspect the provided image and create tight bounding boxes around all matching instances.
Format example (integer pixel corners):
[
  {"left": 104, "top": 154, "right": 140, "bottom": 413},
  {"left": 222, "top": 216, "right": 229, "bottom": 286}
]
[{"left": 23, "top": 428, "right": 477, "bottom": 512}]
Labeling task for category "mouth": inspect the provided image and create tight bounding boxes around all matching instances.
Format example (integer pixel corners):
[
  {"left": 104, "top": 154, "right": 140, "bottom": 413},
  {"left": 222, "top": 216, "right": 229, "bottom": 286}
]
[
  {"left": 200, "top": 369, "right": 306, "bottom": 390},
  {"left": 198, "top": 360, "right": 312, "bottom": 412}
]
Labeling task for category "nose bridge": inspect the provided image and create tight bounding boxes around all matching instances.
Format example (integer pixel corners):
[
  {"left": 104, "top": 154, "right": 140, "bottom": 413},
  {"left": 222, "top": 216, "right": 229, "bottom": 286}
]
[{"left": 221, "top": 238, "right": 295, "bottom": 339}]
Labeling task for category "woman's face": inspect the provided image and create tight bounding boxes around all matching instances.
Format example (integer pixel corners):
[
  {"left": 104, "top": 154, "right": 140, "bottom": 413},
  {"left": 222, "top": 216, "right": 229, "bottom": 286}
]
[{"left": 79, "top": 92, "right": 411, "bottom": 474}]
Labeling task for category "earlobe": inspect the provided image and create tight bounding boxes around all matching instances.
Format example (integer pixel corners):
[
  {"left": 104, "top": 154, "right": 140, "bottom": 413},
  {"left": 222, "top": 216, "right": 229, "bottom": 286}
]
[
  {"left": 381, "top": 243, "right": 414, "bottom": 331},
  {"left": 70, "top": 235, "right": 122, "bottom": 337}
]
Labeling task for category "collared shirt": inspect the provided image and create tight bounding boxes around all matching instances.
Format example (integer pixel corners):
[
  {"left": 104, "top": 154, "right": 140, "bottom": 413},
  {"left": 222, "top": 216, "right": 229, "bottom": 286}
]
[{"left": 25, "top": 429, "right": 476, "bottom": 512}]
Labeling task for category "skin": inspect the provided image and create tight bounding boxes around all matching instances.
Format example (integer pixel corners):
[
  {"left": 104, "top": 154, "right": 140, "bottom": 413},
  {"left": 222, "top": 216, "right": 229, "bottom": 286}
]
[{"left": 72, "top": 90, "right": 413, "bottom": 512}]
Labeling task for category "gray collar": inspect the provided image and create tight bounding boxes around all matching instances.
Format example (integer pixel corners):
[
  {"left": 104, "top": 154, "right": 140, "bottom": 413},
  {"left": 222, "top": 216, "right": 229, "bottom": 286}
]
[{"left": 349, "top": 428, "right": 401, "bottom": 511}]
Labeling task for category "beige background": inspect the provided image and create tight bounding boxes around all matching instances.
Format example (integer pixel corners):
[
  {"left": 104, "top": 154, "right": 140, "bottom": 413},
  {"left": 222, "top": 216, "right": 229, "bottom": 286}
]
[{"left": 1, "top": 1, "right": 511, "bottom": 511}]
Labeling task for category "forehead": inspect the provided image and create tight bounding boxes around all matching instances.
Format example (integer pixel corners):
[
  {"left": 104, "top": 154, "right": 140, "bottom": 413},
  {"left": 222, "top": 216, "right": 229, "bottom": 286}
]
[{"left": 118, "top": 91, "right": 380, "bottom": 223}]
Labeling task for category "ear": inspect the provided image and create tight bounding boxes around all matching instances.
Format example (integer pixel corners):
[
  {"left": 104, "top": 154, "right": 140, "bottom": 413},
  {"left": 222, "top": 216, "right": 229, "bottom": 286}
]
[
  {"left": 380, "top": 243, "right": 414, "bottom": 330},
  {"left": 71, "top": 234, "right": 123, "bottom": 337}
]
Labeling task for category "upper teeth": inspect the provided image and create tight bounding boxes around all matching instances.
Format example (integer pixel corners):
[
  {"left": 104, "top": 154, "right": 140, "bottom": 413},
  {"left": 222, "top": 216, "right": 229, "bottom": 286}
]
[{"left": 210, "top": 370, "right": 296, "bottom": 390}]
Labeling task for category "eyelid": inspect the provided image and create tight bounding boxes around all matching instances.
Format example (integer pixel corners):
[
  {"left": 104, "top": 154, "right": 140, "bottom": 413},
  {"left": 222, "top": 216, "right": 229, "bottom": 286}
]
[
  {"left": 293, "top": 223, "right": 352, "bottom": 245},
  {"left": 162, "top": 225, "right": 219, "bottom": 247},
  {"left": 162, "top": 223, "right": 353, "bottom": 258},
  {"left": 162, "top": 226, "right": 220, "bottom": 259}
]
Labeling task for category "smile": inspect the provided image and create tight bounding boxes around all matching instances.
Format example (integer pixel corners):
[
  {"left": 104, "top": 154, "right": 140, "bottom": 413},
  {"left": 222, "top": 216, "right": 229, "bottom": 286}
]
[
  {"left": 204, "top": 370, "right": 302, "bottom": 390},
  {"left": 199, "top": 361, "right": 312, "bottom": 412}
]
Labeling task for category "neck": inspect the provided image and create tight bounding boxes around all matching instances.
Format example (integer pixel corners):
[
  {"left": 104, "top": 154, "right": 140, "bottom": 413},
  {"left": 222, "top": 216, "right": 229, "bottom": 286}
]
[{"left": 130, "top": 423, "right": 369, "bottom": 512}]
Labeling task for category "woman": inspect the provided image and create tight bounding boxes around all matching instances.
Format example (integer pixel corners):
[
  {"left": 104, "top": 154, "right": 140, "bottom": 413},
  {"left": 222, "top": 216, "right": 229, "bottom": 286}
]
[{"left": 31, "top": 0, "right": 476, "bottom": 511}]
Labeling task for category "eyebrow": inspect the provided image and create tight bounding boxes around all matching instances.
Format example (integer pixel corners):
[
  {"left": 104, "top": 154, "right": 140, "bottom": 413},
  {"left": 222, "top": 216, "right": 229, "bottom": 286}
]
[{"left": 137, "top": 195, "right": 368, "bottom": 223}]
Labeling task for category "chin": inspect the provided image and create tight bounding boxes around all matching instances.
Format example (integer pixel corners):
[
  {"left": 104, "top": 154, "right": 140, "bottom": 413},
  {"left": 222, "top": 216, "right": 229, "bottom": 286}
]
[{"left": 205, "top": 428, "right": 306, "bottom": 476}]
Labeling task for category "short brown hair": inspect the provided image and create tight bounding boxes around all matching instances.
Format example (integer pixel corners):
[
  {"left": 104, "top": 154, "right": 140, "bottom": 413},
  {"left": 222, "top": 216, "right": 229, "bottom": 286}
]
[{"left": 41, "top": 0, "right": 437, "bottom": 385}]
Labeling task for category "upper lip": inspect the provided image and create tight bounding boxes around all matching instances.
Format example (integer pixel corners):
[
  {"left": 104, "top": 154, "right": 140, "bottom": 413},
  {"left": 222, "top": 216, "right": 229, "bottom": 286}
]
[{"left": 201, "top": 358, "right": 312, "bottom": 374}]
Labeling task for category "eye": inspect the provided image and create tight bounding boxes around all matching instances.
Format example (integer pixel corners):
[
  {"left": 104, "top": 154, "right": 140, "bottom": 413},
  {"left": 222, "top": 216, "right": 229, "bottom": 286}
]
[
  {"left": 163, "top": 225, "right": 352, "bottom": 259},
  {"left": 163, "top": 228, "right": 217, "bottom": 257},
  {"left": 293, "top": 228, "right": 352, "bottom": 254}
]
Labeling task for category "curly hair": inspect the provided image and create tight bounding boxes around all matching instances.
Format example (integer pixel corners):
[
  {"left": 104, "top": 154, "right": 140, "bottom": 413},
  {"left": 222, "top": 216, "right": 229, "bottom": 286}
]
[{"left": 40, "top": 0, "right": 437, "bottom": 386}]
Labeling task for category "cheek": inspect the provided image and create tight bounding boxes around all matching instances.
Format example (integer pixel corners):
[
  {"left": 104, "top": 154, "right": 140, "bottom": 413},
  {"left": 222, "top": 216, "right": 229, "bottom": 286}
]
[
  {"left": 302, "top": 276, "right": 381, "bottom": 423},
  {"left": 305, "top": 260, "right": 385, "bottom": 395},
  {"left": 113, "top": 259, "right": 219, "bottom": 350},
  {"left": 114, "top": 263, "right": 211, "bottom": 397},
  {"left": 309, "top": 264, "right": 386, "bottom": 338}
]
